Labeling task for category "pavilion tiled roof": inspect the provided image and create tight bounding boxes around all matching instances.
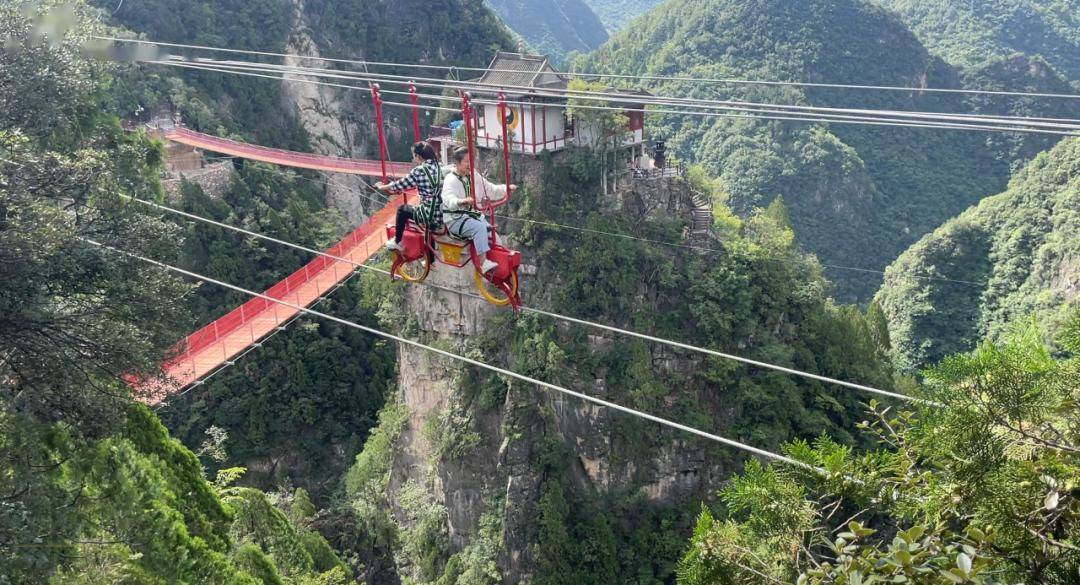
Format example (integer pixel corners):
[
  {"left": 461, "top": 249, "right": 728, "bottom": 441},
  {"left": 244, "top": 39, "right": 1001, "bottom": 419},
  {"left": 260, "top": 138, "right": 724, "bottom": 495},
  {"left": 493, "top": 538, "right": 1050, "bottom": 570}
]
[{"left": 474, "top": 52, "right": 569, "bottom": 93}]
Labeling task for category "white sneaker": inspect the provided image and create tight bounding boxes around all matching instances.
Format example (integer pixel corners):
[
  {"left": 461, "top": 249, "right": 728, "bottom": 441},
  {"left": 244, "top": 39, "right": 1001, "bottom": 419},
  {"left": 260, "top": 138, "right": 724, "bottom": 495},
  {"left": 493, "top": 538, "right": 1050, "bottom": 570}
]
[
  {"left": 385, "top": 241, "right": 402, "bottom": 252},
  {"left": 481, "top": 258, "right": 499, "bottom": 274}
]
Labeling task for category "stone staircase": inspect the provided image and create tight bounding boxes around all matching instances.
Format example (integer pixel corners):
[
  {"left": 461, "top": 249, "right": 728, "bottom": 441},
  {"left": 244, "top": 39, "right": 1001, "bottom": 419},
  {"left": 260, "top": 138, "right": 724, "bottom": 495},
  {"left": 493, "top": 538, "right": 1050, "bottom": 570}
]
[{"left": 689, "top": 189, "right": 713, "bottom": 237}]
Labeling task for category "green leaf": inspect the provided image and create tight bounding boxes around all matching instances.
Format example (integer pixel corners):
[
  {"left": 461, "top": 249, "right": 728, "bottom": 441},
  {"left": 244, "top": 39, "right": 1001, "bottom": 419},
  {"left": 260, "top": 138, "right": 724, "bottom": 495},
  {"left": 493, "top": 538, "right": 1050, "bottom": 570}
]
[
  {"left": 900, "top": 525, "right": 925, "bottom": 543},
  {"left": 895, "top": 550, "right": 912, "bottom": 566},
  {"left": 965, "top": 527, "right": 986, "bottom": 542},
  {"left": 956, "top": 552, "right": 972, "bottom": 575},
  {"left": 849, "top": 521, "right": 877, "bottom": 538},
  {"left": 940, "top": 570, "right": 965, "bottom": 584}
]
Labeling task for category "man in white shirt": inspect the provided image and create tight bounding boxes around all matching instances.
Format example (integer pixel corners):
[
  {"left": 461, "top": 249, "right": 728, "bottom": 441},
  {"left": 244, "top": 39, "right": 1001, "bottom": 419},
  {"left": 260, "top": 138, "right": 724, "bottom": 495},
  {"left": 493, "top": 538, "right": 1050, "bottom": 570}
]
[{"left": 441, "top": 147, "right": 516, "bottom": 274}]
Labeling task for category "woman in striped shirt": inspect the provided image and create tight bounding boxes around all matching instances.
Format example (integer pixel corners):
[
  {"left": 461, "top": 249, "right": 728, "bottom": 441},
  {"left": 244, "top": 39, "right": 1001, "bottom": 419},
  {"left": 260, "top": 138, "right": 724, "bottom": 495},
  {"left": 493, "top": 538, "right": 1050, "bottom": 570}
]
[{"left": 376, "top": 141, "right": 447, "bottom": 251}]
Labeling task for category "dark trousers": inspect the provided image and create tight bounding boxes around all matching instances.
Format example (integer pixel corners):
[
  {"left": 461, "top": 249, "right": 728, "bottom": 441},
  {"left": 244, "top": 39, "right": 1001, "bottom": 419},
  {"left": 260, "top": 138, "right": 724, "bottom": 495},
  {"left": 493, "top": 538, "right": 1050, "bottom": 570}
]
[{"left": 394, "top": 205, "right": 416, "bottom": 243}]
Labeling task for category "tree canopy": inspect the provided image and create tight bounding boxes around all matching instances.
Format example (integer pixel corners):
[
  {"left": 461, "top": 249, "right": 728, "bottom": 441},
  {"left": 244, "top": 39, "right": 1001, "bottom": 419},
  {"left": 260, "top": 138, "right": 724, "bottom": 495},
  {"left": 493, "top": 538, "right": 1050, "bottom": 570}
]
[{"left": 679, "top": 310, "right": 1080, "bottom": 583}]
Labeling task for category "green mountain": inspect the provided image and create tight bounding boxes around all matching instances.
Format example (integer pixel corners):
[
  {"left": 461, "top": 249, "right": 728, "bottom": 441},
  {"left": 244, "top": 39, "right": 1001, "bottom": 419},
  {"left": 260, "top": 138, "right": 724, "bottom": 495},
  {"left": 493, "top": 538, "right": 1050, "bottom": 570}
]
[
  {"left": 581, "top": 0, "right": 663, "bottom": 32},
  {"left": 578, "top": 0, "right": 1079, "bottom": 301},
  {"left": 876, "top": 137, "right": 1080, "bottom": 372},
  {"left": 961, "top": 53, "right": 1080, "bottom": 172},
  {"left": 485, "top": 0, "right": 609, "bottom": 64},
  {"left": 876, "top": 0, "right": 1080, "bottom": 86}
]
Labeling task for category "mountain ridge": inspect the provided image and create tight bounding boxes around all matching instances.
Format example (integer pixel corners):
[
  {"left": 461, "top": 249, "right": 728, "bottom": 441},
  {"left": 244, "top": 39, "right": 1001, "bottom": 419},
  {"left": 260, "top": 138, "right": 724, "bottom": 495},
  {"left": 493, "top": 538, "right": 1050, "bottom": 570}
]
[{"left": 876, "top": 137, "right": 1080, "bottom": 372}]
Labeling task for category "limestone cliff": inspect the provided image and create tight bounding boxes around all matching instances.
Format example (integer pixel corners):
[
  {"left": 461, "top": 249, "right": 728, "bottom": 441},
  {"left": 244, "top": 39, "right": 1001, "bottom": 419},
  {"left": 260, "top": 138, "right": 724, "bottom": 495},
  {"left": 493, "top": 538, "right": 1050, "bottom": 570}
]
[
  {"left": 347, "top": 141, "right": 897, "bottom": 583},
  {"left": 377, "top": 155, "right": 729, "bottom": 582},
  {"left": 282, "top": 0, "right": 376, "bottom": 225}
]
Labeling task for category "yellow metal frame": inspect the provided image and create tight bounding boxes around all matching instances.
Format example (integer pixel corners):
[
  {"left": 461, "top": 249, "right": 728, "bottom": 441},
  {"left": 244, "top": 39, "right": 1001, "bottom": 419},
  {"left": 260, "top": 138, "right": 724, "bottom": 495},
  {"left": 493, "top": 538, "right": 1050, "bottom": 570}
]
[{"left": 474, "top": 268, "right": 518, "bottom": 307}]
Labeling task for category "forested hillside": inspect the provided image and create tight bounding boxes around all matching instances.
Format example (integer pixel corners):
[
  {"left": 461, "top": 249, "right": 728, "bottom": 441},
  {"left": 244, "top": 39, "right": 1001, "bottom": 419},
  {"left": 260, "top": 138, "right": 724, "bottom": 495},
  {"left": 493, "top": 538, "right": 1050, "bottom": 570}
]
[
  {"left": 8, "top": 0, "right": 1080, "bottom": 582},
  {"left": 94, "top": 0, "right": 512, "bottom": 147},
  {"left": 91, "top": 0, "right": 310, "bottom": 148},
  {"left": 578, "top": 0, "right": 1079, "bottom": 301},
  {"left": 877, "top": 0, "right": 1080, "bottom": 87},
  {"left": 1, "top": 3, "right": 351, "bottom": 581},
  {"left": 485, "top": 0, "right": 608, "bottom": 63},
  {"left": 877, "top": 137, "right": 1080, "bottom": 372},
  {"left": 581, "top": 0, "right": 662, "bottom": 32}
]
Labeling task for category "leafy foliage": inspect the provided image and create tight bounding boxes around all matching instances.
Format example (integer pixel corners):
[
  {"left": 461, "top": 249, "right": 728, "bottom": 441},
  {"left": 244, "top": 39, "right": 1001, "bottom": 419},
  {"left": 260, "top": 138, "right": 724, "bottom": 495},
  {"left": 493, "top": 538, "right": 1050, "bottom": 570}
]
[
  {"left": 679, "top": 311, "right": 1080, "bottom": 583},
  {"left": 516, "top": 150, "right": 898, "bottom": 456},
  {"left": 97, "top": 0, "right": 515, "bottom": 503},
  {"left": 157, "top": 172, "right": 397, "bottom": 495},
  {"left": 878, "top": 0, "right": 1080, "bottom": 86},
  {"left": 580, "top": 0, "right": 663, "bottom": 33},
  {"left": 0, "top": 1, "right": 188, "bottom": 437},
  {"left": 90, "top": 0, "right": 312, "bottom": 149},
  {"left": 0, "top": 4, "right": 356, "bottom": 582},
  {"left": 307, "top": 0, "right": 512, "bottom": 69},
  {"left": 336, "top": 148, "right": 900, "bottom": 583},
  {"left": 222, "top": 486, "right": 351, "bottom": 583}
]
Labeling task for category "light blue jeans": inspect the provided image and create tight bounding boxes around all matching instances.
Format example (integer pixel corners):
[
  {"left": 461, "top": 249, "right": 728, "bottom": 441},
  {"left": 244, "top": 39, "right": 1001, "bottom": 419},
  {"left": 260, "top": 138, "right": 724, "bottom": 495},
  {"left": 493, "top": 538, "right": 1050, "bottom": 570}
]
[{"left": 448, "top": 215, "right": 492, "bottom": 257}]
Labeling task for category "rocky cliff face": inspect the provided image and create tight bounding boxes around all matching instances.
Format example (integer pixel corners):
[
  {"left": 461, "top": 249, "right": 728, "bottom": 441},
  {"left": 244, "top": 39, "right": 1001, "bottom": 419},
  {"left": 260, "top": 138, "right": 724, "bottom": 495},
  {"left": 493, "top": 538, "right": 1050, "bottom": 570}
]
[
  {"left": 283, "top": 0, "right": 377, "bottom": 225},
  {"left": 380, "top": 155, "right": 727, "bottom": 582}
]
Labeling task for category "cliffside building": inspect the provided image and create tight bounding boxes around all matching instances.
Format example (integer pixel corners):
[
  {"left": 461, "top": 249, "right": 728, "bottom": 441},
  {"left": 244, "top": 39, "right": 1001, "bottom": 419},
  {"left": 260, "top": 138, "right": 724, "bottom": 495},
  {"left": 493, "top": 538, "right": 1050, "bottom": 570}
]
[{"left": 462, "top": 52, "right": 647, "bottom": 158}]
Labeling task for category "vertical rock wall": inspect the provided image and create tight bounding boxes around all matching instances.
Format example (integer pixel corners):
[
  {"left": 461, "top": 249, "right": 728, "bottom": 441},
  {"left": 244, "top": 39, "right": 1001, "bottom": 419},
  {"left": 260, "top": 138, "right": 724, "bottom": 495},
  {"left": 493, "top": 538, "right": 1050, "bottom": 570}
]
[
  {"left": 283, "top": 0, "right": 376, "bottom": 225},
  {"left": 380, "top": 155, "right": 729, "bottom": 582}
]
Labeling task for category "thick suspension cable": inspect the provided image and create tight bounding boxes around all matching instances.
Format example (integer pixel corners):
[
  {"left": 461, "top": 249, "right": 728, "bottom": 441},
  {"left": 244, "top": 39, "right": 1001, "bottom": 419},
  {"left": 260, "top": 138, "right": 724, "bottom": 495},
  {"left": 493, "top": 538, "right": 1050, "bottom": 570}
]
[
  {"left": 121, "top": 194, "right": 934, "bottom": 405},
  {"left": 242, "top": 162, "right": 989, "bottom": 289},
  {"left": 83, "top": 237, "right": 824, "bottom": 473},
  {"left": 97, "top": 36, "right": 1080, "bottom": 101},
  {"left": 149, "top": 59, "right": 1078, "bottom": 138},
  {"left": 149, "top": 58, "right": 1080, "bottom": 136},
  {"left": 194, "top": 57, "right": 1080, "bottom": 129}
]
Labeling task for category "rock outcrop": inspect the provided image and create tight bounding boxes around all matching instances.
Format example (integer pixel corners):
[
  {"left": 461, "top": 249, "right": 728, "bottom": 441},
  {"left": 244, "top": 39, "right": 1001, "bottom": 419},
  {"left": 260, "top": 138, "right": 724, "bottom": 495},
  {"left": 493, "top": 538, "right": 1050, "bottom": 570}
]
[
  {"left": 282, "top": 0, "right": 376, "bottom": 225},
  {"left": 381, "top": 155, "right": 726, "bottom": 582}
]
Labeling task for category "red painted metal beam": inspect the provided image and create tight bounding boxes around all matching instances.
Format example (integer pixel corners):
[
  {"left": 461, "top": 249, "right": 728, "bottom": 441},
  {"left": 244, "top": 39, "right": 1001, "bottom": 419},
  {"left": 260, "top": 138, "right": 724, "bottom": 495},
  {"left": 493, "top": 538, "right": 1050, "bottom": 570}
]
[{"left": 134, "top": 191, "right": 419, "bottom": 404}]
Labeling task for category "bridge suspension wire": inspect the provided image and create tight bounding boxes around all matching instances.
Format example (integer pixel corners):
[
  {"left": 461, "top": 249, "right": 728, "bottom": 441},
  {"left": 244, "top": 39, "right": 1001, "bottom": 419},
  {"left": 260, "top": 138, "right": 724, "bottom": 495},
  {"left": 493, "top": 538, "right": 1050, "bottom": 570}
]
[
  {"left": 146, "top": 89, "right": 990, "bottom": 289},
  {"left": 244, "top": 163, "right": 989, "bottom": 289},
  {"left": 191, "top": 57, "right": 1080, "bottom": 129},
  {"left": 82, "top": 236, "right": 826, "bottom": 474},
  {"left": 98, "top": 36, "right": 1080, "bottom": 101},
  {"left": 147, "top": 57, "right": 1080, "bottom": 136},
  {"left": 154, "top": 59, "right": 983, "bottom": 132},
  {"left": 149, "top": 59, "right": 1078, "bottom": 139},
  {"left": 158, "top": 58, "right": 1034, "bottom": 134},
  {"left": 120, "top": 193, "right": 934, "bottom": 406}
]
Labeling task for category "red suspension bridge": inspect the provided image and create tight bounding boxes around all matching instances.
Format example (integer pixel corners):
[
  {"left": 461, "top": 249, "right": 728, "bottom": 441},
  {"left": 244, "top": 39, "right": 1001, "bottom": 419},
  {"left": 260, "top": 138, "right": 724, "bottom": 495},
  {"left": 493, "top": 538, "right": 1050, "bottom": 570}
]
[
  {"left": 138, "top": 122, "right": 416, "bottom": 404},
  {"left": 162, "top": 126, "right": 413, "bottom": 177}
]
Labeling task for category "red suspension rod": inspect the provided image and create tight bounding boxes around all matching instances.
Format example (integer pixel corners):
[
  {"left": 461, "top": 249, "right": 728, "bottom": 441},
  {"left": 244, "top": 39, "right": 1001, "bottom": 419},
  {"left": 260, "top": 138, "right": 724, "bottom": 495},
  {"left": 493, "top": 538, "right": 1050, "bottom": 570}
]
[
  {"left": 408, "top": 82, "right": 422, "bottom": 143},
  {"left": 492, "top": 92, "right": 514, "bottom": 243},
  {"left": 370, "top": 83, "right": 389, "bottom": 185},
  {"left": 460, "top": 91, "right": 492, "bottom": 250},
  {"left": 498, "top": 92, "right": 511, "bottom": 187},
  {"left": 461, "top": 91, "right": 477, "bottom": 198}
]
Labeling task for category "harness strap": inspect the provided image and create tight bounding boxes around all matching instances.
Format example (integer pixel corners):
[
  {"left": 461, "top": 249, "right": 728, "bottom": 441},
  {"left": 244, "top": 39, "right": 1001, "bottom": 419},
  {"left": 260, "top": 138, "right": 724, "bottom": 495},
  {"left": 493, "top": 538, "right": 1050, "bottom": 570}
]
[{"left": 420, "top": 162, "right": 443, "bottom": 194}]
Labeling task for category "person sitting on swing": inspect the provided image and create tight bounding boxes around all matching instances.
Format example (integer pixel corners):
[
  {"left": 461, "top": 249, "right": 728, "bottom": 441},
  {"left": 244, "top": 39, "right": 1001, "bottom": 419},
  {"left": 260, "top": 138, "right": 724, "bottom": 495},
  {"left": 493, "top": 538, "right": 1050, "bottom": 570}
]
[
  {"left": 376, "top": 141, "right": 445, "bottom": 252},
  {"left": 442, "top": 147, "right": 515, "bottom": 275}
]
